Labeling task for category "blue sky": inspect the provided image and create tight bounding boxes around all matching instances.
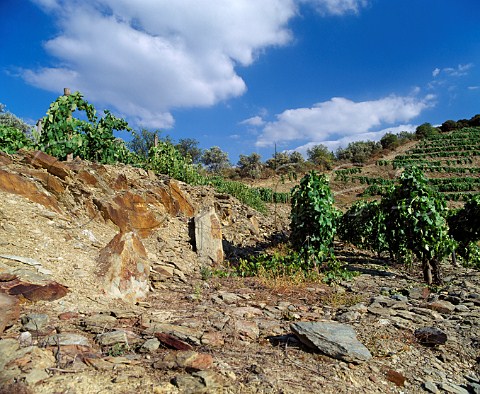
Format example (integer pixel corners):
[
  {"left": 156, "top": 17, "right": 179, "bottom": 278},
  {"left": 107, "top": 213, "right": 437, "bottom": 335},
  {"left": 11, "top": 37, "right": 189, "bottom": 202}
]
[{"left": 1, "top": 0, "right": 480, "bottom": 164}]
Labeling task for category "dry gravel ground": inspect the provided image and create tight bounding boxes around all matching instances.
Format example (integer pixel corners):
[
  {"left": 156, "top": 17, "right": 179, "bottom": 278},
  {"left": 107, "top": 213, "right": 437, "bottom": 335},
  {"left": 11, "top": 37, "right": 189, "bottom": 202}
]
[{"left": 0, "top": 157, "right": 479, "bottom": 394}]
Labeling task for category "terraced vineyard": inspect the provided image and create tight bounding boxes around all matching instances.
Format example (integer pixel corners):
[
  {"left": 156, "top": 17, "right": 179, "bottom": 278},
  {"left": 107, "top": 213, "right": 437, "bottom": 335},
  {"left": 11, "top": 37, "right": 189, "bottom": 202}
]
[{"left": 333, "top": 127, "right": 480, "bottom": 203}]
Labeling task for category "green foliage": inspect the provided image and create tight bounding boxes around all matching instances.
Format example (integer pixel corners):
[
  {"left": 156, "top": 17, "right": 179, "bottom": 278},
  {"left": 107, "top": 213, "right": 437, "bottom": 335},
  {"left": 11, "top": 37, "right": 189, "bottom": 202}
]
[
  {"left": 289, "top": 151, "right": 305, "bottom": 164},
  {"left": 209, "top": 177, "right": 266, "bottom": 213},
  {"left": 253, "top": 187, "right": 290, "bottom": 203},
  {"left": 336, "top": 140, "right": 382, "bottom": 163},
  {"left": 448, "top": 195, "right": 480, "bottom": 267},
  {"left": 0, "top": 125, "right": 34, "bottom": 153},
  {"left": 415, "top": 122, "right": 439, "bottom": 139},
  {"left": 440, "top": 120, "right": 458, "bottom": 133},
  {"left": 381, "top": 167, "right": 455, "bottom": 284},
  {"left": 176, "top": 138, "right": 202, "bottom": 164},
  {"left": 237, "top": 153, "right": 263, "bottom": 179},
  {"left": 38, "top": 91, "right": 133, "bottom": 163},
  {"left": 338, "top": 200, "right": 388, "bottom": 256},
  {"left": 290, "top": 171, "right": 341, "bottom": 268},
  {"left": 201, "top": 146, "right": 230, "bottom": 173},
  {"left": 128, "top": 129, "right": 169, "bottom": 160},
  {"left": 307, "top": 144, "right": 335, "bottom": 169},
  {"left": 380, "top": 132, "right": 399, "bottom": 150},
  {"left": 237, "top": 251, "right": 355, "bottom": 284},
  {"left": 0, "top": 104, "right": 32, "bottom": 135},
  {"left": 148, "top": 141, "right": 205, "bottom": 185},
  {"left": 265, "top": 151, "right": 307, "bottom": 174}
]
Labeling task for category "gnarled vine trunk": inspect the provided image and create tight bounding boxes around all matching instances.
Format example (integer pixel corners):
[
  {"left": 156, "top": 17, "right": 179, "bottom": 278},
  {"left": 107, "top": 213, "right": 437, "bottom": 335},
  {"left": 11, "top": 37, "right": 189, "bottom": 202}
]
[{"left": 422, "top": 257, "right": 442, "bottom": 285}]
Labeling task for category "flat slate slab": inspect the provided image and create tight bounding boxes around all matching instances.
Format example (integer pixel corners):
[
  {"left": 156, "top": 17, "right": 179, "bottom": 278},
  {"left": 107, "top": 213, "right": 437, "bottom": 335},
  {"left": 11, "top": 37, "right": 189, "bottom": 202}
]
[{"left": 291, "top": 321, "right": 372, "bottom": 363}]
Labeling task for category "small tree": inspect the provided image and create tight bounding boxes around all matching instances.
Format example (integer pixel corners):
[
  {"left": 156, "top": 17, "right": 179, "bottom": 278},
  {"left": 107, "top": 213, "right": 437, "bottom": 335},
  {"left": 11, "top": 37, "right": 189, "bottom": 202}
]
[
  {"left": 128, "top": 129, "right": 170, "bottom": 160},
  {"left": 336, "top": 141, "right": 381, "bottom": 163},
  {"left": 381, "top": 167, "right": 455, "bottom": 284},
  {"left": 201, "top": 146, "right": 230, "bottom": 173},
  {"left": 265, "top": 152, "right": 290, "bottom": 171},
  {"left": 440, "top": 120, "right": 458, "bottom": 133},
  {"left": 237, "top": 153, "right": 263, "bottom": 178},
  {"left": 415, "top": 122, "right": 439, "bottom": 139},
  {"left": 290, "top": 171, "right": 340, "bottom": 268},
  {"left": 0, "top": 103, "right": 32, "bottom": 135},
  {"left": 307, "top": 144, "right": 335, "bottom": 169},
  {"left": 289, "top": 151, "right": 305, "bottom": 164},
  {"left": 176, "top": 138, "right": 202, "bottom": 164},
  {"left": 380, "top": 132, "right": 399, "bottom": 150}
]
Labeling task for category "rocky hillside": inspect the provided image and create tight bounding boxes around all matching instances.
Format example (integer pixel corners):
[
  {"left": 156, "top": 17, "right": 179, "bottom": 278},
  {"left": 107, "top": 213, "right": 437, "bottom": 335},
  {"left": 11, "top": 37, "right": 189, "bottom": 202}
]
[{"left": 0, "top": 150, "right": 479, "bottom": 393}]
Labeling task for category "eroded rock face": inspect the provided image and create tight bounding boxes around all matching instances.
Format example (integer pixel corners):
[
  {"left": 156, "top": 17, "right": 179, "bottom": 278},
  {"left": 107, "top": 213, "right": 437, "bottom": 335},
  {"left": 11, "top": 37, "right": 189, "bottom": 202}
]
[
  {"left": 0, "top": 169, "right": 61, "bottom": 213},
  {"left": 194, "top": 207, "right": 223, "bottom": 265},
  {"left": 150, "top": 180, "right": 195, "bottom": 218},
  {"left": 21, "top": 150, "right": 71, "bottom": 180},
  {"left": 94, "top": 192, "right": 162, "bottom": 238},
  {"left": 96, "top": 232, "right": 150, "bottom": 303}
]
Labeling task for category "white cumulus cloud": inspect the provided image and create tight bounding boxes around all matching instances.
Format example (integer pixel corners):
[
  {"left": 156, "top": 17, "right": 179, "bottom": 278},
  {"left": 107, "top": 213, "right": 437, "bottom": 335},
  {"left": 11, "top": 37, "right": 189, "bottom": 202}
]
[
  {"left": 25, "top": 0, "right": 297, "bottom": 128},
  {"left": 240, "top": 116, "right": 266, "bottom": 127},
  {"left": 255, "top": 94, "right": 434, "bottom": 147},
  {"left": 292, "top": 124, "right": 417, "bottom": 156},
  {"left": 23, "top": 0, "right": 371, "bottom": 128}
]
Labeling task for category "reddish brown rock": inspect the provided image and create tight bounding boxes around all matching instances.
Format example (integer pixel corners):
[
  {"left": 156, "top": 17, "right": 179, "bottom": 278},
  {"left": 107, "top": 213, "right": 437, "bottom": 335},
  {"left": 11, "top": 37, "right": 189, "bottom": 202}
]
[
  {"left": 201, "top": 331, "right": 225, "bottom": 347},
  {"left": 21, "top": 150, "right": 71, "bottom": 180},
  {"left": 7, "top": 281, "right": 69, "bottom": 301},
  {"left": 21, "top": 168, "right": 65, "bottom": 195},
  {"left": 155, "top": 333, "right": 194, "bottom": 350},
  {"left": 0, "top": 293, "right": 20, "bottom": 333},
  {"left": 58, "top": 312, "right": 80, "bottom": 320},
  {"left": 96, "top": 231, "right": 150, "bottom": 303},
  {"left": 150, "top": 180, "right": 195, "bottom": 218},
  {"left": 386, "top": 369, "right": 406, "bottom": 387},
  {"left": 0, "top": 169, "right": 61, "bottom": 213},
  {"left": 0, "top": 151, "right": 13, "bottom": 165},
  {"left": 77, "top": 169, "right": 99, "bottom": 187},
  {"left": 113, "top": 173, "right": 128, "bottom": 190},
  {"left": 154, "top": 351, "right": 213, "bottom": 371},
  {"left": 94, "top": 191, "right": 161, "bottom": 238}
]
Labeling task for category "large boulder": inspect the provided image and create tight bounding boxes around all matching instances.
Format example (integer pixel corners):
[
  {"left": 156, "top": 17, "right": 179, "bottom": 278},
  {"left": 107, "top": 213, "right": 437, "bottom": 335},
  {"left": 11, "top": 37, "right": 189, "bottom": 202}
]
[
  {"left": 194, "top": 207, "right": 224, "bottom": 265},
  {"left": 96, "top": 231, "right": 150, "bottom": 303}
]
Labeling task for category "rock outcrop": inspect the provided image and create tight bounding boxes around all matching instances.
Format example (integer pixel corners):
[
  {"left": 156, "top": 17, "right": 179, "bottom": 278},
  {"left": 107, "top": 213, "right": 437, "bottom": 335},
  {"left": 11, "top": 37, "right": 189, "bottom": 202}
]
[
  {"left": 194, "top": 206, "right": 224, "bottom": 265},
  {"left": 97, "top": 231, "right": 150, "bottom": 302}
]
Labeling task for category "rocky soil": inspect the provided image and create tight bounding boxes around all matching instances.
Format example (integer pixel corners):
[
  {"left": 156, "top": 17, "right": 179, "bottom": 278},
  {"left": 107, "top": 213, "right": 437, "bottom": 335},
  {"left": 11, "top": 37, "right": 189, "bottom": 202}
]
[{"left": 0, "top": 150, "right": 479, "bottom": 394}]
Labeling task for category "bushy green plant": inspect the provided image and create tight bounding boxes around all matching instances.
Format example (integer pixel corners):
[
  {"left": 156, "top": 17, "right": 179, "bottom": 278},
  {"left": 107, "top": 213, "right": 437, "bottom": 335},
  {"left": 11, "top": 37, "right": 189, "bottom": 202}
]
[
  {"left": 0, "top": 125, "right": 34, "bottom": 153},
  {"left": 0, "top": 104, "right": 32, "bottom": 135},
  {"left": 338, "top": 200, "right": 388, "bottom": 256},
  {"left": 290, "top": 171, "right": 340, "bottom": 266},
  {"left": 448, "top": 195, "right": 480, "bottom": 267},
  {"left": 381, "top": 167, "right": 455, "bottom": 284},
  {"left": 38, "top": 91, "right": 133, "bottom": 163},
  {"left": 148, "top": 141, "right": 205, "bottom": 185}
]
